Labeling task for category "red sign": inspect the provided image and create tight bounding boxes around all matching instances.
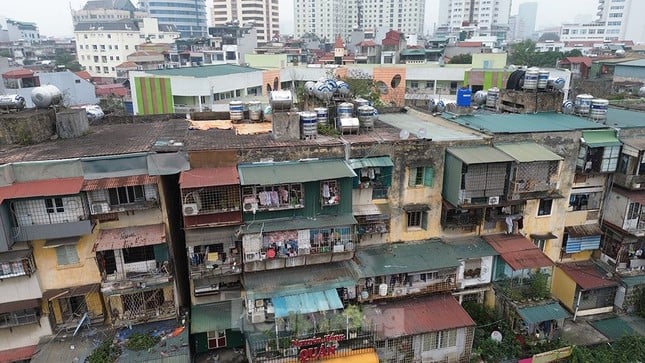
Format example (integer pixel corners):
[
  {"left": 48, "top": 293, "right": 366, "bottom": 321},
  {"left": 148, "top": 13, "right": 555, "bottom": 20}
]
[{"left": 292, "top": 333, "right": 345, "bottom": 363}]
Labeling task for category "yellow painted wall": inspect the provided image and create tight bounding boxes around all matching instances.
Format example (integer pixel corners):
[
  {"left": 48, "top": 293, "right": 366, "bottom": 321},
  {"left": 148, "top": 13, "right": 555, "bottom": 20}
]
[
  {"left": 245, "top": 54, "right": 289, "bottom": 70},
  {"left": 551, "top": 267, "right": 578, "bottom": 311},
  {"left": 97, "top": 208, "right": 162, "bottom": 230},
  {"left": 471, "top": 53, "right": 508, "bottom": 69}
]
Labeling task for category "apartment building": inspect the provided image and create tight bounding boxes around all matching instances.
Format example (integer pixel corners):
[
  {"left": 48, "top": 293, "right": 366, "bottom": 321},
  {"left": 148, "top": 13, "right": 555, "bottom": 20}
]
[
  {"left": 0, "top": 17, "right": 40, "bottom": 43},
  {"left": 71, "top": 0, "right": 148, "bottom": 26},
  {"left": 436, "top": 0, "right": 512, "bottom": 40},
  {"left": 139, "top": 0, "right": 208, "bottom": 39},
  {"left": 210, "top": 0, "right": 279, "bottom": 44},
  {"left": 560, "top": 0, "right": 645, "bottom": 43}
]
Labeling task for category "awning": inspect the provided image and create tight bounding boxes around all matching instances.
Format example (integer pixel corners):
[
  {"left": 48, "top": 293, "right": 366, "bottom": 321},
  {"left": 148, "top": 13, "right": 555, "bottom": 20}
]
[
  {"left": 238, "top": 159, "right": 356, "bottom": 186},
  {"left": 0, "top": 248, "right": 31, "bottom": 262},
  {"left": 564, "top": 224, "right": 602, "bottom": 253},
  {"left": 94, "top": 224, "right": 165, "bottom": 252},
  {"left": 557, "top": 262, "right": 618, "bottom": 290},
  {"left": 0, "top": 299, "right": 40, "bottom": 314},
  {"left": 317, "top": 350, "right": 379, "bottom": 363},
  {"left": 517, "top": 302, "right": 570, "bottom": 324},
  {"left": 447, "top": 146, "right": 515, "bottom": 164},
  {"left": 44, "top": 237, "right": 79, "bottom": 248},
  {"left": 81, "top": 175, "right": 157, "bottom": 191},
  {"left": 241, "top": 214, "right": 356, "bottom": 234},
  {"left": 190, "top": 299, "right": 243, "bottom": 334},
  {"left": 0, "top": 345, "right": 37, "bottom": 363},
  {"left": 500, "top": 249, "right": 554, "bottom": 270},
  {"left": 348, "top": 156, "right": 393, "bottom": 169},
  {"left": 0, "top": 177, "right": 83, "bottom": 204},
  {"left": 402, "top": 204, "right": 430, "bottom": 212},
  {"left": 42, "top": 283, "right": 100, "bottom": 301},
  {"left": 272, "top": 288, "right": 343, "bottom": 318},
  {"left": 582, "top": 130, "right": 621, "bottom": 147},
  {"left": 530, "top": 232, "right": 558, "bottom": 240},
  {"left": 179, "top": 167, "right": 239, "bottom": 188},
  {"left": 495, "top": 143, "right": 563, "bottom": 163},
  {"left": 353, "top": 203, "right": 390, "bottom": 219}
]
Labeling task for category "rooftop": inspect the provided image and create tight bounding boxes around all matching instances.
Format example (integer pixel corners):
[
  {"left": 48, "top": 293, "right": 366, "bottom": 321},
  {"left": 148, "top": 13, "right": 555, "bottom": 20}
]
[
  {"left": 378, "top": 109, "right": 484, "bottom": 142},
  {"left": 143, "top": 64, "right": 262, "bottom": 78},
  {"left": 443, "top": 111, "right": 609, "bottom": 134},
  {"left": 557, "top": 262, "right": 618, "bottom": 290},
  {"left": 604, "top": 107, "right": 645, "bottom": 128}
]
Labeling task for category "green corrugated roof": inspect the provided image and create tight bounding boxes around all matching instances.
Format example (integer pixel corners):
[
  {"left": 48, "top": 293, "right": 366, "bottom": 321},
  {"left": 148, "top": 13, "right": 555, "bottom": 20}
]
[
  {"left": 448, "top": 146, "right": 515, "bottom": 164},
  {"left": 145, "top": 64, "right": 262, "bottom": 78},
  {"left": 582, "top": 130, "right": 621, "bottom": 147},
  {"left": 400, "top": 49, "right": 427, "bottom": 56},
  {"left": 517, "top": 302, "right": 570, "bottom": 324},
  {"left": 591, "top": 317, "right": 635, "bottom": 341},
  {"left": 446, "top": 237, "right": 499, "bottom": 259},
  {"left": 241, "top": 214, "right": 357, "bottom": 234},
  {"left": 238, "top": 159, "right": 356, "bottom": 185},
  {"left": 622, "top": 274, "right": 645, "bottom": 288},
  {"left": 605, "top": 107, "right": 645, "bottom": 129},
  {"left": 445, "top": 112, "right": 607, "bottom": 134},
  {"left": 495, "top": 143, "right": 563, "bottom": 163},
  {"left": 348, "top": 156, "right": 393, "bottom": 169},
  {"left": 353, "top": 240, "right": 460, "bottom": 278},
  {"left": 190, "top": 299, "right": 243, "bottom": 334}
]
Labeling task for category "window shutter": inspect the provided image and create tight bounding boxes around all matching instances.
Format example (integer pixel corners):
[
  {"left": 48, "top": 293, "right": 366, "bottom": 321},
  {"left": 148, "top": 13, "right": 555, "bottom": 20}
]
[
  {"left": 423, "top": 167, "right": 434, "bottom": 187},
  {"left": 421, "top": 211, "right": 428, "bottom": 230},
  {"left": 408, "top": 167, "right": 417, "bottom": 187}
]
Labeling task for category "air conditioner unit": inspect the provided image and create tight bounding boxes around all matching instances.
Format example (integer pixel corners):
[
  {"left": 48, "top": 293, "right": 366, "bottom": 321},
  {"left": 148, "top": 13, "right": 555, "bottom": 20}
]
[
  {"left": 243, "top": 197, "right": 258, "bottom": 214},
  {"left": 488, "top": 196, "right": 500, "bottom": 205},
  {"left": 194, "top": 283, "right": 220, "bottom": 296},
  {"left": 245, "top": 252, "right": 260, "bottom": 262},
  {"left": 251, "top": 311, "right": 266, "bottom": 324},
  {"left": 183, "top": 203, "right": 200, "bottom": 216},
  {"left": 91, "top": 202, "right": 110, "bottom": 214},
  {"left": 462, "top": 197, "right": 472, "bottom": 204}
]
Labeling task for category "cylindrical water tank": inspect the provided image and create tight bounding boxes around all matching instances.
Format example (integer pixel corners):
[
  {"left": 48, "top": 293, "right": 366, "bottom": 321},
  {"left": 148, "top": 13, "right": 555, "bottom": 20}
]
[
  {"left": 304, "top": 81, "right": 316, "bottom": 96},
  {"left": 575, "top": 94, "right": 594, "bottom": 115},
  {"left": 31, "top": 85, "right": 62, "bottom": 108},
  {"left": 314, "top": 107, "right": 328, "bottom": 126},
  {"left": 435, "top": 100, "right": 447, "bottom": 113},
  {"left": 0, "top": 94, "right": 26, "bottom": 109},
  {"left": 354, "top": 98, "right": 369, "bottom": 108},
  {"left": 269, "top": 90, "right": 293, "bottom": 111},
  {"left": 325, "top": 79, "right": 338, "bottom": 94},
  {"left": 548, "top": 77, "right": 566, "bottom": 90},
  {"left": 229, "top": 100, "right": 244, "bottom": 121},
  {"left": 315, "top": 82, "right": 333, "bottom": 101},
  {"left": 378, "top": 283, "right": 388, "bottom": 297},
  {"left": 473, "top": 91, "right": 487, "bottom": 105},
  {"left": 486, "top": 88, "right": 499, "bottom": 108},
  {"left": 357, "top": 105, "right": 375, "bottom": 129},
  {"left": 300, "top": 111, "right": 318, "bottom": 139},
  {"left": 248, "top": 101, "right": 262, "bottom": 122},
  {"left": 590, "top": 98, "right": 609, "bottom": 121},
  {"left": 337, "top": 102, "right": 354, "bottom": 119},
  {"left": 456, "top": 87, "right": 472, "bottom": 107},
  {"left": 523, "top": 68, "right": 539, "bottom": 90},
  {"left": 562, "top": 100, "right": 574, "bottom": 114},
  {"left": 336, "top": 80, "right": 350, "bottom": 96},
  {"left": 538, "top": 70, "right": 550, "bottom": 89}
]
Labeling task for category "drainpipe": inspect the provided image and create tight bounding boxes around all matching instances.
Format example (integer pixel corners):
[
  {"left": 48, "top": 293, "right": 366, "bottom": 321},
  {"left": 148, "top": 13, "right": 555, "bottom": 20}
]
[
  {"left": 573, "top": 289, "right": 582, "bottom": 321},
  {"left": 339, "top": 136, "right": 350, "bottom": 161}
]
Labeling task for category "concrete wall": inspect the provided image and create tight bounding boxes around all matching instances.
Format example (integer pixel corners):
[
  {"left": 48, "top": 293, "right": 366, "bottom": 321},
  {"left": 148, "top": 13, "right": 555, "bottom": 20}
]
[
  {"left": 14, "top": 71, "right": 98, "bottom": 108},
  {"left": 0, "top": 109, "right": 56, "bottom": 145},
  {"left": 0, "top": 316, "right": 51, "bottom": 353},
  {"left": 552, "top": 266, "right": 578, "bottom": 311}
]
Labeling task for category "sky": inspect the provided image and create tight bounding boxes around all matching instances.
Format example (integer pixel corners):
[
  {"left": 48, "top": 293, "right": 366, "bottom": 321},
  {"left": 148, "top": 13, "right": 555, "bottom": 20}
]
[{"left": 2, "top": 0, "right": 598, "bottom": 38}]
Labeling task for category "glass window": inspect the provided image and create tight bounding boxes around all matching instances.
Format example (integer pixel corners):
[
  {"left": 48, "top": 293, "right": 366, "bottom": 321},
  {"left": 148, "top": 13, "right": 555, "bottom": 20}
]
[
  {"left": 108, "top": 185, "right": 145, "bottom": 205},
  {"left": 538, "top": 199, "right": 553, "bottom": 216},
  {"left": 45, "top": 198, "right": 64, "bottom": 213},
  {"left": 409, "top": 166, "right": 434, "bottom": 187},
  {"left": 407, "top": 210, "right": 428, "bottom": 229},
  {"left": 55, "top": 244, "right": 79, "bottom": 265},
  {"left": 569, "top": 191, "right": 602, "bottom": 211}
]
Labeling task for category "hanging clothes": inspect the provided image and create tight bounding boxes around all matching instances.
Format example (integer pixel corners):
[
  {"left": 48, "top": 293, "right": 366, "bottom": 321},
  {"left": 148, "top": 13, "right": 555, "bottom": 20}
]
[
  {"left": 322, "top": 183, "right": 331, "bottom": 198},
  {"left": 505, "top": 216, "right": 514, "bottom": 234}
]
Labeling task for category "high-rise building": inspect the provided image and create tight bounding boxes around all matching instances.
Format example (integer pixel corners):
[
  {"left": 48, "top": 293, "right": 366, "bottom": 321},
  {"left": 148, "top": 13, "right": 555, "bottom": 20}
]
[
  {"left": 72, "top": 0, "right": 148, "bottom": 26},
  {"left": 293, "top": 0, "right": 425, "bottom": 43},
  {"left": 515, "top": 2, "right": 537, "bottom": 41},
  {"left": 139, "top": 0, "right": 208, "bottom": 39},
  {"left": 210, "top": 0, "right": 279, "bottom": 44},
  {"left": 560, "top": 0, "right": 645, "bottom": 43},
  {"left": 436, "top": 0, "right": 512, "bottom": 40}
]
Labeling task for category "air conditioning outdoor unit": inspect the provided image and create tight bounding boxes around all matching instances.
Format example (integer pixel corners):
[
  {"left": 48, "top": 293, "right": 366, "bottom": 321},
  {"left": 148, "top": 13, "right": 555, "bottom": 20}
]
[
  {"left": 245, "top": 252, "right": 260, "bottom": 262},
  {"left": 183, "top": 203, "right": 200, "bottom": 216},
  {"left": 251, "top": 311, "right": 266, "bottom": 324},
  {"left": 91, "top": 202, "right": 110, "bottom": 214},
  {"left": 488, "top": 196, "right": 500, "bottom": 205},
  {"left": 462, "top": 197, "right": 472, "bottom": 204},
  {"left": 243, "top": 197, "right": 258, "bottom": 214}
]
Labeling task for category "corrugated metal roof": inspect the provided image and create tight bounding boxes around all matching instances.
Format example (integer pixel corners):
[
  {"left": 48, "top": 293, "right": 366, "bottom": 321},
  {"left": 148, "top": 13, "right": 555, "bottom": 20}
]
[
  {"left": 353, "top": 240, "right": 460, "bottom": 278},
  {"left": 348, "top": 156, "right": 393, "bottom": 169},
  {"left": 81, "top": 175, "right": 157, "bottom": 191},
  {"left": 444, "top": 237, "right": 499, "bottom": 259},
  {"left": 0, "top": 248, "right": 31, "bottom": 263},
  {"left": 42, "top": 283, "right": 101, "bottom": 301},
  {"left": 557, "top": 262, "right": 617, "bottom": 290},
  {"left": 622, "top": 274, "right": 645, "bottom": 288},
  {"left": 0, "top": 177, "right": 84, "bottom": 204},
  {"left": 238, "top": 159, "right": 356, "bottom": 185},
  {"left": 591, "top": 317, "right": 635, "bottom": 341},
  {"left": 363, "top": 294, "right": 475, "bottom": 338},
  {"left": 190, "top": 299, "right": 243, "bottom": 334},
  {"left": 483, "top": 234, "right": 553, "bottom": 270},
  {"left": 447, "top": 146, "right": 515, "bottom": 164},
  {"left": 582, "top": 130, "right": 621, "bottom": 147},
  {"left": 445, "top": 112, "right": 607, "bottom": 134},
  {"left": 0, "top": 298, "right": 40, "bottom": 314},
  {"left": 241, "top": 214, "right": 357, "bottom": 234},
  {"left": 495, "top": 143, "right": 563, "bottom": 162},
  {"left": 483, "top": 234, "right": 539, "bottom": 254},
  {"left": 564, "top": 224, "right": 602, "bottom": 238},
  {"left": 620, "top": 136, "right": 645, "bottom": 150},
  {"left": 517, "top": 302, "right": 570, "bottom": 324},
  {"left": 0, "top": 345, "right": 37, "bottom": 362},
  {"left": 605, "top": 108, "right": 645, "bottom": 129},
  {"left": 272, "top": 288, "right": 344, "bottom": 318},
  {"left": 94, "top": 224, "right": 165, "bottom": 252},
  {"left": 179, "top": 167, "right": 239, "bottom": 188},
  {"left": 378, "top": 111, "right": 484, "bottom": 142},
  {"left": 145, "top": 64, "right": 262, "bottom": 78}
]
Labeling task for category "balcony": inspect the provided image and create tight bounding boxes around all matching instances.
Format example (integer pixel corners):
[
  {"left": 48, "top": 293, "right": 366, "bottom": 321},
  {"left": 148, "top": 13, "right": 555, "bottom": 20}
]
[
  {"left": 189, "top": 252, "right": 242, "bottom": 279},
  {"left": 12, "top": 219, "right": 93, "bottom": 242},
  {"left": 0, "top": 310, "right": 39, "bottom": 329},
  {"left": 613, "top": 173, "right": 645, "bottom": 190},
  {"left": 358, "top": 272, "right": 457, "bottom": 302}
]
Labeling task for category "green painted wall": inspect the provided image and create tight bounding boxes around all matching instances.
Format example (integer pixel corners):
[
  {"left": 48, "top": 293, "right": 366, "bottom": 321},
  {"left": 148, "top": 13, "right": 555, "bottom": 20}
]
[
  {"left": 442, "top": 153, "right": 462, "bottom": 207},
  {"left": 135, "top": 76, "right": 174, "bottom": 115}
]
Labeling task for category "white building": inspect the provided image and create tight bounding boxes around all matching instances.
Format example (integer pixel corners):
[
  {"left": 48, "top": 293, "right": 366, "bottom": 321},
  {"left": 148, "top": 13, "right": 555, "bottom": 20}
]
[
  {"left": 437, "top": 0, "right": 512, "bottom": 35},
  {"left": 71, "top": 0, "right": 147, "bottom": 26},
  {"left": 139, "top": 0, "right": 208, "bottom": 39},
  {"left": 0, "top": 17, "right": 40, "bottom": 43},
  {"left": 210, "top": 0, "right": 279, "bottom": 44},
  {"left": 74, "top": 18, "right": 179, "bottom": 79},
  {"left": 560, "top": 0, "right": 645, "bottom": 43},
  {"left": 293, "top": 0, "right": 425, "bottom": 43}
]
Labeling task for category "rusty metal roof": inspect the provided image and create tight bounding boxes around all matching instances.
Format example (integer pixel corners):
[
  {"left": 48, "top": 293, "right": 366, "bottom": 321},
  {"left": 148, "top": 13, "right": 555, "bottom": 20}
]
[
  {"left": 0, "top": 177, "right": 84, "bottom": 204},
  {"left": 483, "top": 233, "right": 537, "bottom": 253},
  {"left": 94, "top": 224, "right": 165, "bottom": 252},
  {"left": 42, "top": 283, "right": 101, "bottom": 301},
  {"left": 0, "top": 298, "right": 40, "bottom": 314},
  {"left": 363, "top": 294, "right": 475, "bottom": 339},
  {"left": 483, "top": 234, "right": 553, "bottom": 270},
  {"left": 81, "top": 175, "right": 158, "bottom": 191},
  {"left": 179, "top": 167, "right": 239, "bottom": 188},
  {"left": 557, "top": 262, "right": 618, "bottom": 290},
  {"left": 564, "top": 224, "right": 602, "bottom": 238}
]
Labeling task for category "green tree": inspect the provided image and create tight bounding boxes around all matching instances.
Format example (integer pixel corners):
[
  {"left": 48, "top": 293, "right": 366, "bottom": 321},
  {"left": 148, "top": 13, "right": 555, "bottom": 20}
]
[
  {"left": 564, "top": 49, "right": 583, "bottom": 57},
  {"left": 0, "top": 50, "right": 11, "bottom": 58},
  {"left": 448, "top": 53, "right": 472, "bottom": 64},
  {"left": 508, "top": 39, "right": 538, "bottom": 66}
]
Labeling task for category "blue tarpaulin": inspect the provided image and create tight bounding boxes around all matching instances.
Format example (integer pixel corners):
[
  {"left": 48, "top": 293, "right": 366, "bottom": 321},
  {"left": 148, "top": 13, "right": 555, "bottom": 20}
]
[{"left": 272, "top": 289, "right": 343, "bottom": 318}]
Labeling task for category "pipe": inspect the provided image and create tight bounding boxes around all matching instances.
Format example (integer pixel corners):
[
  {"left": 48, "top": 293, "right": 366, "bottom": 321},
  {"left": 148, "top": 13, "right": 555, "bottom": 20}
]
[{"left": 573, "top": 290, "right": 582, "bottom": 321}]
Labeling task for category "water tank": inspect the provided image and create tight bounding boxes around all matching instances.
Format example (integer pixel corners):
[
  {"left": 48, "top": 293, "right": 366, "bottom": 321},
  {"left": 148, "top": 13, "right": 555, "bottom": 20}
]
[
  {"left": 300, "top": 111, "right": 318, "bottom": 139},
  {"left": 523, "top": 68, "right": 539, "bottom": 90},
  {"left": 537, "top": 70, "right": 550, "bottom": 89},
  {"left": 304, "top": 81, "right": 316, "bottom": 96},
  {"left": 486, "top": 88, "right": 500, "bottom": 108},
  {"left": 31, "top": 85, "right": 62, "bottom": 108},
  {"left": 248, "top": 101, "right": 262, "bottom": 122},
  {"left": 473, "top": 91, "right": 487, "bottom": 105},
  {"left": 269, "top": 90, "right": 293, "bottom": 111},
  {"left": 336, "top": 80, "right": 350, "bottom": 96},
  {"left": 548, "top": 77, "right": 566, "bottom": 90},
  {"left": 0, "top": 94, "right": 26, "bottom": 110},
  {"left": 428, "top": 98, "right": 438, "bottom": 112},
  {"left": 561, "top": 100, "right": 574, "bottom": 114},
  {"left": 314, "top": 81, "right": 333, "bottom": 101},
  {"left": 456, "top": 87, "right": 472, "bottom": 107},
  {"left": 575, "top": 94, "right": 594, "bottom": 115},
  {"left": 590, "top": 98, "right": 609, "bottom": 121},
  {"left": 435, "top": 99, "right": 447, "bottom": 113},
  {"left": 229, "top": 100, "right": 244, "bottom": 121},
  {"left": 314, "top": 107, "right": 328, "bottom": 126},
  {"left": 357, "top": 105, "right": 376, "bottom": 129},
  {"left": 325, "top": 79, "right": 338, "bottom": 94},
  {"left": 639, "top": 86, "right": 645, "bottom": 97},
  {"left": 354, "top": 98, "right": 369, "bottom": 108},
  {"left": 378, "top": 283, "right": 388, "bottom": 297},
  {"left": 337, "top": 102, "right": 354, "bottom": 119},
  {"left": 338, "top": 117, "right": 359, "bottom": 134}
]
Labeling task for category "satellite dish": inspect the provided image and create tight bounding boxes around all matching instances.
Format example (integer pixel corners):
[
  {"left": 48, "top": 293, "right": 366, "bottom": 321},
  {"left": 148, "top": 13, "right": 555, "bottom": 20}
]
[
  {"left": 491, "top": 331, "right": 503, "bottom": 343},
  {"left": 399, "top": 129, "right": 410, "bottom": 140},
  {"left": 417, "top": 128, "right": 428, "bottom": 139}
]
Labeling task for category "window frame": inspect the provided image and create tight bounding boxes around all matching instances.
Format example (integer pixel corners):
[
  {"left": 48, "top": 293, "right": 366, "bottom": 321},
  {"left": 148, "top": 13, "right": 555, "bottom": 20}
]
[
  {"left": 537, "top": 199, "right": 553, "bottom": 217},
  {"left": 409, "top": 166, "right": 434, "bottom": 187},
  {"left": 45, "top": 197, "right": 65, "bottom": 214},
  {"left": 108, "top": 185, "right": 145, "bottom": 206},
  {"left": 55, "top": 244, "right": 80, "bottom": 266}
]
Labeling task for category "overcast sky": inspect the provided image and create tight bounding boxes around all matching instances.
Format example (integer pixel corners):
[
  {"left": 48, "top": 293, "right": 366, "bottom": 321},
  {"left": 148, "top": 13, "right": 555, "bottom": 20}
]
[{"left": 2, "top": 0, "right": 598, "bottom": 38}]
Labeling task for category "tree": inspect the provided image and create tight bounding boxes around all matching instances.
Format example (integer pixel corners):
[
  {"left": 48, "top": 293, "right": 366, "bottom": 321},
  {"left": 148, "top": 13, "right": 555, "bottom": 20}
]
[
  {"left": 564, "top": 49, "right": 583, "bottom": 57},
  {"left": 448, "top": 53, "right": 472, "bottom": 64},
  {"left": 508, "top": 40, "right": 537, "bottom": 66},
  {"left": 0, "top": 50, "right": 11, "bottom": 58}
]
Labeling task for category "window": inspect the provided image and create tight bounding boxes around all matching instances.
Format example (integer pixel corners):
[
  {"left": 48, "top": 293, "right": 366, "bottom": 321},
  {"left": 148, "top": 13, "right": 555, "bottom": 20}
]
[
  {"left": 533, "top": 239, "right": 546, "bottom": 251},
  {"left": 321, "top": 180, "right": 340, "bottom": 206},
  {"left": 538, "top": 199, "right": 553, "bottom": 216},
  {"left": 108, "top": 186, "right": 144, "bottom": 205},
  {"left": 45, "top": 198, "right": 64, "bottom": 213},
  {"left": 601, "top": 146, "right": 620, "bottom": 172},
  {"left": 122, "top": 245, "right": 155, "bottom": 264},
  {"left": 422, "top": 329, "right": 457, "bottom": 350},
  {"left": 207, "top": 330, "right": 227, "bottom": 349},
  {"left": 56, "top": 244, "right": 79, "bottom": 265},
  {"left": 409, "top": 166, "right": 434, "bottom": 187},
  {"left": 569, "top": 191, "right": 602, "bottom": 211},
  {"left": 407, "top": 210, "right": 428, "bottom": 229},
  {"left": 627, "top": 202, "right": 641, "bottom": 220}
]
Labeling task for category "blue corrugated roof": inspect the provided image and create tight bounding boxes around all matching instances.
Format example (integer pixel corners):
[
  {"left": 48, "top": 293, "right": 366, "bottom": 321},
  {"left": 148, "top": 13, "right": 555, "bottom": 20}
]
[
  {"left": 272, "top": 289, "right": 344, "bottom": 318},
  {"left": 444, "top": 112, "right": 608, "bottom": 134},
  {"left": 591, "top": 317, "right": 636, "bottom": 341}
]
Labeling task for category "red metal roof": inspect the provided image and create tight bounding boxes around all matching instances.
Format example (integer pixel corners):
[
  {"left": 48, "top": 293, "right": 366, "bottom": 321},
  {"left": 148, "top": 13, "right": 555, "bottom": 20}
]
[
  {"left": 74, "top": 70, "right": 92, "bottom": 80},
  {"left": 115, "top": 61, "right": 138, "bottom": 69},
  {"left": 458, "top": 41, "right": 483, "bottom": 47},
  {"left": 483, "top": 234, "right": 553, "bottom": 270},
  {"left": 564, "top": 224, "right": 602, "bottom": 238},
  {"left": 0, "top": 177, "right": 84, "bottom": 204},
  {"left": 82, "top": 175, "right": 158, "bottom": 191},
  {"left": 558, "top": 262, "right": 618, "bottom": 290},
  {"left": 94, "top": 224, "right": 165, "bottom": 252},
  {"left": 357, "top": 40, "right": 377, "bottom": 47},
  {"left": 364, "top": 294, "right": 475, "bottom": 338},
  {"left": 179, "top": 167, "right": 239, "bottom": 188},
  {"left": 2, "top": 68, "right": 35, "bottom": 79},
  {"left": 561, "top": 57, "right": 592, "bottom": 68},
  {"left": 0, "top": 345, "right": 37, "bottom": 363},
  {"left": 483, "top": 234, "right": 536, "bottom": 253}
]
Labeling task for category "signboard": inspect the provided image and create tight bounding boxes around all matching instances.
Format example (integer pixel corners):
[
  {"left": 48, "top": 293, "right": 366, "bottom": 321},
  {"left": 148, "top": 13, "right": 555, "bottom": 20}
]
[{"left": 292, "top": 333, "right": 345, "bottom": 362}]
